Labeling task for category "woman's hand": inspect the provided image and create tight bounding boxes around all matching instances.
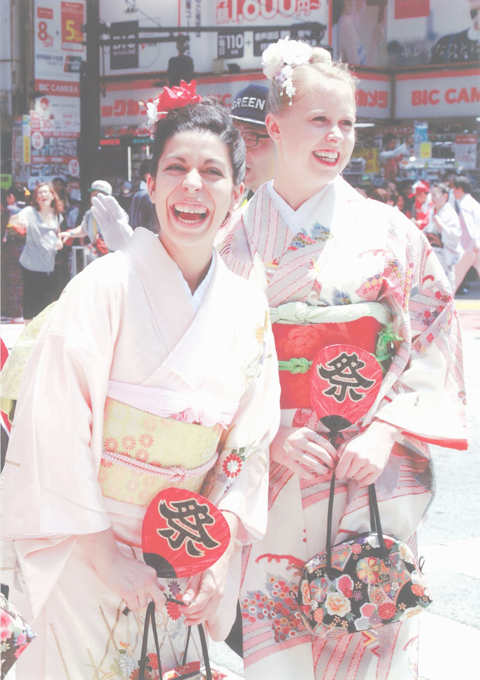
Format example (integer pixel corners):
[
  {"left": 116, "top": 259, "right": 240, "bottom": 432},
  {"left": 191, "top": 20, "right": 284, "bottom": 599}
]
[
  {"left": 55, "top": 238, "right": 64, "bottom": 250},
  {"left": 180, "top": 511, "right": 238, "bottom": 626},
  {"left": 271, "top": 426, "right": 338, "bottom": 479},
  {"left": 335, "top": 420, "right": 400, "bottom": 486},
  {"left": 78, "top": 529, "right": 166, "bottom": 612}
]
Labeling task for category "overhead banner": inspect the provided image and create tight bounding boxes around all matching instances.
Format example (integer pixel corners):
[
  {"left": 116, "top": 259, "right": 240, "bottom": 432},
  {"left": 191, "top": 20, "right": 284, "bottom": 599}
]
[
  {"left": 331, "top": 0, "right": 387, "bottom": 67},
  {"left": 387, "top": 0, "right": 480, "bottom": 66},
  {"left": 99, "top": 0, "right": 329, "bottom": 75},
  {"left": 395, "top": 70, "right": 480, "bottom": 118},
  {"left": 34, "top": 0, "right": 85, "bottom": 89}
]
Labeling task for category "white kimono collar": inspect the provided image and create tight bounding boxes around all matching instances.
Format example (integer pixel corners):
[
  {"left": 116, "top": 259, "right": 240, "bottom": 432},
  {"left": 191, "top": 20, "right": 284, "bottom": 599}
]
[{"left": 266, "top": 180, "right": 332, "bottom": 236}]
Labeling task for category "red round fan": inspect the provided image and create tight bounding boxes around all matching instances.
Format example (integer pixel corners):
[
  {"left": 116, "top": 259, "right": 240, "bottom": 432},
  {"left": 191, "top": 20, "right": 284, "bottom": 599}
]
[
  {"left": 310, "top": 344, "right": 383, "bottom": 441},
  {"left": 142, "top": 487, "right": 231, "bottom": 580}
]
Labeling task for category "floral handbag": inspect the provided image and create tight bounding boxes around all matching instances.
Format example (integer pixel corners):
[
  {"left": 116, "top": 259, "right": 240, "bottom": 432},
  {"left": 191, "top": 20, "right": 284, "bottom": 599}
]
[
  {"left": 139, "top": 599, "right": 225, "bottom": 680},
  {"left": 296, "top": 473, "right": 433, "bottom": 639},
  {"left": 0, "top": 592, "right": 36, "bottom": 679}
]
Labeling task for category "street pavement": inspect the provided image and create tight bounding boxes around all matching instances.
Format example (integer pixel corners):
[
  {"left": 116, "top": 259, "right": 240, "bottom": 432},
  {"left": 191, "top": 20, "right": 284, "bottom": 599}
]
[{"left": 1, "top": 293, "right": 479, "bottom": 680}]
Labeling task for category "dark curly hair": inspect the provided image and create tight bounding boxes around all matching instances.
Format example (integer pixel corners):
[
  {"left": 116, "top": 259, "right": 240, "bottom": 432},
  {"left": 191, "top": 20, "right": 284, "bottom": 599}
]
[{"left": 150, "top": 97, "right": 246, "bottom": 185}]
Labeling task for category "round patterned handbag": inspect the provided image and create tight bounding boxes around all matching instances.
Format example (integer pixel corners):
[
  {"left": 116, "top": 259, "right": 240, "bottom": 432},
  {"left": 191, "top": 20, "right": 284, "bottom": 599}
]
[{"left": 296, "top": 473, "right": 433, "bottom": 639}]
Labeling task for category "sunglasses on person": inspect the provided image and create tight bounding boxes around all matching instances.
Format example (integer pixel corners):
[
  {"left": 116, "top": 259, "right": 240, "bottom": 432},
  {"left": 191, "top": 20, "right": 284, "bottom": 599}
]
[{"left": 242, "top": 131, "right": 271, "bottom": 148}]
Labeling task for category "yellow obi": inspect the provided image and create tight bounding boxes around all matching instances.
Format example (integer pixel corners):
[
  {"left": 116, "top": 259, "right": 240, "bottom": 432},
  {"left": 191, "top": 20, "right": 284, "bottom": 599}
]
[{"left": 98, "top": 397, "right": 223, "bottom": 506}]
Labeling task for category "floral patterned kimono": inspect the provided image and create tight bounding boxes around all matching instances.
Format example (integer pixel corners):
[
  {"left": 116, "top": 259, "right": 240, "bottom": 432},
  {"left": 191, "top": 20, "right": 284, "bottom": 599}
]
[
  {"left": 217, "top": 177, "right": 467, "bottom": 680},
  {"left": 1, "top": 228, "right": 280, "bottom": 679}
]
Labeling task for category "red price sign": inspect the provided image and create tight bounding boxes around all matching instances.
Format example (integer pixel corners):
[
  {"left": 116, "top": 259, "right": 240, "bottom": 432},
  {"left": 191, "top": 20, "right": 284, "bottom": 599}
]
[{"left": 61, "top": 2, "right": 84, "bottom": 51}]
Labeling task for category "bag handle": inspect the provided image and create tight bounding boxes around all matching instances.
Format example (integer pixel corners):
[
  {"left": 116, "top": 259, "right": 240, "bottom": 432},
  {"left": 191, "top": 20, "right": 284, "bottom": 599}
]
[
  {"left": 139, "top": 598, "right": 213, "bottom": 680},
  {"left": 139, "top": 600, "right": 162, "bottom": 680},
  {"left": 326, "top": 473, "right": 388, "bottom": 579}
]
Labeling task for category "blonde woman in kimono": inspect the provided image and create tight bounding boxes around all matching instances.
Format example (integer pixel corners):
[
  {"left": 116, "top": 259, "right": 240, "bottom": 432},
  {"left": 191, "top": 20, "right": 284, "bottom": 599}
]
[
  {"left": 217, "top": 40, "right": 467, "bottom": 679},
  {"left": 1, "top": 94, "right": 280, "bottom": 679}
]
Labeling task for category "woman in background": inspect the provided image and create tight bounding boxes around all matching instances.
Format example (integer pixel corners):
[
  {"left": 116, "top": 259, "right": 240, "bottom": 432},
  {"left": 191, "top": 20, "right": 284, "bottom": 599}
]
[{"left": 16, "top": 182, "right": 63, "bottom": 324}]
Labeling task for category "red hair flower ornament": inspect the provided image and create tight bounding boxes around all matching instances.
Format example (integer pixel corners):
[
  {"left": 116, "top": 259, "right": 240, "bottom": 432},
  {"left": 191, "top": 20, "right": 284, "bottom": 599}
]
[{"left": 147, "top": 80, "right": 202, "bottom": 126}]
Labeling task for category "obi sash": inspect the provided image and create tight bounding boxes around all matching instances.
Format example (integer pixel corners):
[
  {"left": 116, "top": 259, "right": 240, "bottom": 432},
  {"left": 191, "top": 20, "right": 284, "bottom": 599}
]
[
  {"left": 98, "top": 383, "right": 227, "bottom": 506},
  {"left": 270, "top": 302, "right": 392, "bottom": 411}
]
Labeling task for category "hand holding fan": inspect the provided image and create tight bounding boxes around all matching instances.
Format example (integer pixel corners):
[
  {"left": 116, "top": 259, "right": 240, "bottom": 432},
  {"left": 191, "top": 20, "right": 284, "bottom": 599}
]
[{"left": 123, "top": 487, "right": 231, "bottom": 615}]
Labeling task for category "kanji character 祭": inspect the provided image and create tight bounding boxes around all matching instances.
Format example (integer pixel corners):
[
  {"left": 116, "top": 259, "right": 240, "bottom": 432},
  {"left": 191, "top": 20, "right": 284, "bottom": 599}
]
[
  {"left": 158, "top": 498, "right": 221, "bottom": 557},
  {"left": 318, "top": 351, "right": 375, "bottom": 403}
]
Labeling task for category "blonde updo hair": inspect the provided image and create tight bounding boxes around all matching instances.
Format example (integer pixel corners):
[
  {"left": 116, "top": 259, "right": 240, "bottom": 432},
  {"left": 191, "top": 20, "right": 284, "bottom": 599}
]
[{"left": 266, "top": 47, "right": 358, "bottom": 116}]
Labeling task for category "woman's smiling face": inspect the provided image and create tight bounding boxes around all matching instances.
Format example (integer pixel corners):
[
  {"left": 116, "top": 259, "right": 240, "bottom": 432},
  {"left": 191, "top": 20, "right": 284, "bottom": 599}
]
[
  {"left": 266, "top": 72, "right": 356, "bottom": 206},
  {"left": 148, "top": 130, "right": 241, "bottom": 256}
]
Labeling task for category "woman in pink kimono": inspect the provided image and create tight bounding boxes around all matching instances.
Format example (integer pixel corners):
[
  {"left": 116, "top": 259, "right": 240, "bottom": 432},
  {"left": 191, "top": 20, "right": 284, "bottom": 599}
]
[
  {"left": 1, "top": 93, "right": 280, "bottom": 679},
  {"left": 218, "top": 40, "right": 467, "bottom": 679}
]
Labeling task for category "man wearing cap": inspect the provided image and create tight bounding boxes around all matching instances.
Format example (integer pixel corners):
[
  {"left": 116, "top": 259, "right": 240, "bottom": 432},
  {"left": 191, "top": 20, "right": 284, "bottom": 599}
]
[
  {"left": 230, "top": 84, "right": 275, "bottom": 197},
  {"left": 60, "top": 180, "right": 122, "bottom": 261}
]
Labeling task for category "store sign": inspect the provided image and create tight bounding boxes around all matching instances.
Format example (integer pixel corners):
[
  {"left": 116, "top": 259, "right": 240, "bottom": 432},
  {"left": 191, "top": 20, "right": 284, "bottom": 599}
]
[
  {"left": 215, "top": 0, "right": 322, "bottom": 24},
  {"left": 110, "top": 21, "right": 139, "bottom": 70},
  {"left": 22, "top": 116, "right": 31, "bottom": 165},
  {"left": 355, "top": 74, "right": 391, "bottom": 120},
  {"left": 32, "top": 97, "right": 80, "bottom": 133},
  {"left": 218, "top": 30, "right": 245, "bottom": 58},
  {"left": 395, "top": 70, "right": 480, "bottom": 118},
  {"left": 253, "top": 28, "right": 288, "bottom": 56},
  {"left": 455, "top": 134, "right": 477, "bottom": 169},
  {"left": 99, "top": 1, "right": 329, "bottom": 75},
  {"left": 34, "top": 0, "right": 85, "bottom": 85}
]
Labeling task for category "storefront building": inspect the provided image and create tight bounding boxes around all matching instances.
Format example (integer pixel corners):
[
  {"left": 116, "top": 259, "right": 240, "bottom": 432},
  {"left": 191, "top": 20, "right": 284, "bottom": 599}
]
[{"left": 6, "top": 0, "right": 480, "bottom": 196}]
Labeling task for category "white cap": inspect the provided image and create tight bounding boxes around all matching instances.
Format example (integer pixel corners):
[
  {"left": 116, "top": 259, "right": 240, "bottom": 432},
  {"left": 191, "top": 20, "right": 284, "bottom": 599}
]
[{"left": 88, "top": 180, "right": 112, "bottom": 195}]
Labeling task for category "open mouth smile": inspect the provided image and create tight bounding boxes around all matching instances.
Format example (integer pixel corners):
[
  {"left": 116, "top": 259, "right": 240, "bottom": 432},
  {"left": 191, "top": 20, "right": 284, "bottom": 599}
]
[
  {"left": 313, "top": 150, "right": 340, "bottom": 165},
  {"left": 173, "top": 203, "right": 209, "bottom": 224}
]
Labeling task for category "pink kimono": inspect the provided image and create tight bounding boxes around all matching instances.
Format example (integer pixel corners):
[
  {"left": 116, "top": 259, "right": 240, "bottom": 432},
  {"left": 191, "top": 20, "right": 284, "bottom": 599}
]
[
  {"left": 217, "top": 177, "right": 467, "bottom": 680},
  {"left": 1, "top": 228, "right": 280, "bottom": 679}
]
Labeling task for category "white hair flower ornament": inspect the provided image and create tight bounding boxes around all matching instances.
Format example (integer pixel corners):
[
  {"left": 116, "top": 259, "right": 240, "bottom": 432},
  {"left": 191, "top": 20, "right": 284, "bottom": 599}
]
[{"left": 262, "top": 38, "right": 313, "bottom": 104}]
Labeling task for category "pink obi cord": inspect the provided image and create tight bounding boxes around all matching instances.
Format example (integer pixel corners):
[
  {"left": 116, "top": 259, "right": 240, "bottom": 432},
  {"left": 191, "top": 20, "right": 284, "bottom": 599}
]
[{"left": 101, "top": 450, "right": 219, "bottom": 484}]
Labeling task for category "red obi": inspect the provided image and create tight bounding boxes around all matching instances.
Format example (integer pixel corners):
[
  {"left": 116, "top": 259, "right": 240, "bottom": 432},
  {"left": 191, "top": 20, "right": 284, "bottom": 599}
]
[{"left": 273, "top": 317, "right": 383, "bottom": 410}]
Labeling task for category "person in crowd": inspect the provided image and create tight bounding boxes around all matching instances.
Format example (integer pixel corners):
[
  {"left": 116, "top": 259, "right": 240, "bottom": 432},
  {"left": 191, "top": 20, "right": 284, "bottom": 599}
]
[
  {"left": 52, "top": 177, "right": 67, "bottom": 203},
  {"left": 370, "top": 186, "right": 397, "bottom": 207},
  {"left": 431, "top": 0, "right": 480, "bottom": 64},
  {"left": 411, "top": 180, "right": 432, "bottom": 230},
  {"left": 168, "top": 36, "right": 194, "bottom": 87},
  {"left": 53, "top": 190, "right": 75, "bottom": 299},
  {"left": 452, "top": 175, "right": 480, "bottom": 290},
  {"left": 129, "top": 160, "right": 158, "bottom": 231},
  {"left": 379, "top": 133, "right": 410, "bottom": 182},
  {"left": 118, "top": 180, "right": 134, "bottom": 215},
  {"left": 15, "top": 183, "right": 63, "bottom": 324},
  {"left": 398, "top": 178, "right": 415, "bottom": 214},
  {"left": 60, "top": 180, "right": 114, "bottom": 261},
  {"left": 2, "top": 93, "right": 280, "bottom": 679},
  {"left": 219, "top": 39, "right": 466, "bottom": 679},
  {"left": 424, "top": 183, "right": 463, "bottom": 292},
  {"left": 1, "top": 189, "right": 23, "bottom": 321},
  {"left": 396, "top": 191, "right": 412, "bottom": 218},
  {"left": 230, "top": 84, "right": 276, "bottom": 197}
]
